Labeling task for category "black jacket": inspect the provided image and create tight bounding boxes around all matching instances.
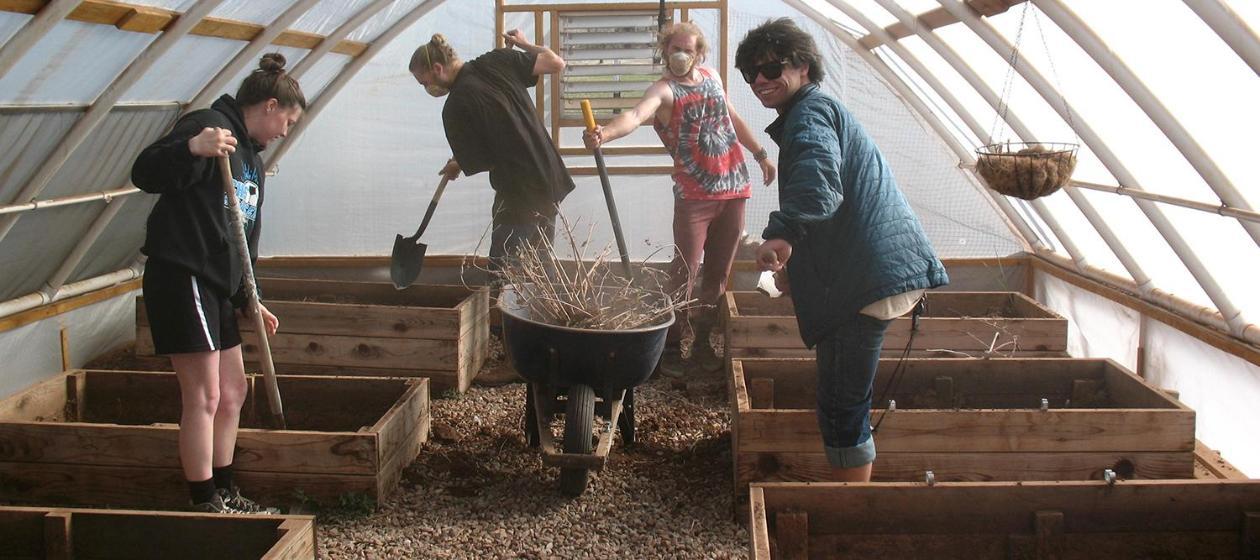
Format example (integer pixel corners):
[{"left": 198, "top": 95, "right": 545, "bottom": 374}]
[{"left": 133, "top": 95, "right": 264, "bottom": 302}]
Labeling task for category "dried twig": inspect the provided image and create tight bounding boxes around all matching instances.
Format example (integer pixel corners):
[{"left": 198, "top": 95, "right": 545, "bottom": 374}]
[{"left": 468, "top": 211, "right": 699, "bottom": 330}]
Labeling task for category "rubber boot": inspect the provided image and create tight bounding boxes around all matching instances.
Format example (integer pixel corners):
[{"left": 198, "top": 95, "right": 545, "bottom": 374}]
[{"left": 691, "top": 318, "right": 723, "bottom": 373}]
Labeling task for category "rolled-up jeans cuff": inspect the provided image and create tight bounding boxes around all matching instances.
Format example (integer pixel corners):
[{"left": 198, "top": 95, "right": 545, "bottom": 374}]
[{"left": 824, "top": 436, "right": 876, "bottom": 469}]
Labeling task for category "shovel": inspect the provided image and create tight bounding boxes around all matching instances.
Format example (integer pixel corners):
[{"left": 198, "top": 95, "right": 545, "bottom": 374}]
[
  {"left": 581, "top": 99, "right": 632, "bottom": 277},
  {"left": 391, "top": 175, "right": 450, "bottom": 289},
  {"left": 218, "top": 156, "right": 286, "bottom": 430}
]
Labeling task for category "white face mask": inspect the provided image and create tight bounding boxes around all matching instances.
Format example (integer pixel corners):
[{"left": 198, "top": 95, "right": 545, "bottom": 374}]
[
  {"left": 425, "top": 83, "right": 449, "bottom": 98},
  {"left": 668, "top": 51, "right": 695, "bottom": 77}
]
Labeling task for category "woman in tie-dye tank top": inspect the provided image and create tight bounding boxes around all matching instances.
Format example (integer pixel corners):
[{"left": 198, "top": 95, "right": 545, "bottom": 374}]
[{"left": 584, "top": 22, "right": 777, "bottom": 377}]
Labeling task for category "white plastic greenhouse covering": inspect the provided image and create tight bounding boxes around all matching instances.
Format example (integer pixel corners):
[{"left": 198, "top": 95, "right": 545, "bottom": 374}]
[{"left": 0, "top": 0, "right": 1257, "bottom": 474}]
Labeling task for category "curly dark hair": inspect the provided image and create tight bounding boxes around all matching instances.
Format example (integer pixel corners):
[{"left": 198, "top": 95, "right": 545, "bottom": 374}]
[{"left": 735, "top": 18, "right": 825, "bottom": 84}]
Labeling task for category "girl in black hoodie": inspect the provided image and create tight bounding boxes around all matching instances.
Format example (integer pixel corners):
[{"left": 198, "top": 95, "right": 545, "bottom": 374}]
[{"left": 132, "top": 53, "right": 305, "bottom": 514}]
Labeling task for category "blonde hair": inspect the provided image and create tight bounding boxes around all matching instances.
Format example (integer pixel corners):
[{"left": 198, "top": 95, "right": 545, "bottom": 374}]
[
  {"left": 657, "top": 22, "right": 708, "bottom": 63},
  {"left": 409, "top": 33, "right": 459, "bottom": 74}
]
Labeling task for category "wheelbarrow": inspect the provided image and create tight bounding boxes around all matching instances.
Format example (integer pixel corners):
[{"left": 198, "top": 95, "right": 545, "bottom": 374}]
[{"left": 498, "top": 284, "right": 673, "bottom": 496}]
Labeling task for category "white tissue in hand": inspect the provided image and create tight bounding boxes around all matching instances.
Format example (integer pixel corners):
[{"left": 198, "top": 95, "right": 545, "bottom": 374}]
[{"left": 756, "top": 270, "right": 782, "bottom": 298}]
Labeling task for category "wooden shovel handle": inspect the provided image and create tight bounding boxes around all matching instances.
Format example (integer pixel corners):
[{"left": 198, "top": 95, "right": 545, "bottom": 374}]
[{"left": 218, "top": 156, "right": 286, "bottom": 429}]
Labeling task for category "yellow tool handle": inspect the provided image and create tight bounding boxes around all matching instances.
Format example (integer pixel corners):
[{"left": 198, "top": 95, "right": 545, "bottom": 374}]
[{"left": 581, "top": 99, "right": 596, "bottom": 131}]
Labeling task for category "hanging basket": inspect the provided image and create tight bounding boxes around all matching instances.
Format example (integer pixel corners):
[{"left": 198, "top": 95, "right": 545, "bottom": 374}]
[{"left": 975, "top": 142, "right": 1078, "bottom": 200}]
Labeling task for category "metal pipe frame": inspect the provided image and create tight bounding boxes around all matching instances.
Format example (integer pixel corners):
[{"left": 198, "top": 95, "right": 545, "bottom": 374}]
[
  {"left": 0, "top": 0, "right": 78, "bottom": 79},
  {"left": 0, "top": 0, "right": 225, "bottom": 246},
  {"left": 1070, "top": 179, "right": 1260, "bottom": 224},
  {"left": 185, "top": 0, "right": 323, "bottom": 112},
  {"left": 937, "top": 0, "right": 1248, "bottom": 336},
  {"left": 265, "top": 0, "right": 447, "bottom": 171},
  {"left": 1183, "top": 0, "right": 1260, "bottom": 77},
  {"left": 783, "top": 0, "right": 1041, "bottom": 253},
  {"left": 0, "top": 262, "right": 143, "bottom": 320},
  {"left": 871, "top": 0, "right": 1153, "bottom": 290},
  {"left": 42, "top": 196, "right": 131, "bottom": 295},
  {"left": 288, "top": 0, "right": 395, "bottom": 81},
  {"left": 826, "top": 0, "right": 1095, "bottom": 271},
  {"left": 0, "top": 186, "right": 139, "bottom": 216},
  {"left": 1033, "top": 0, "right": 1260, "bottom": 248},
  {"left": 60, "top": 0, "right": 393, "bottom": 290}
]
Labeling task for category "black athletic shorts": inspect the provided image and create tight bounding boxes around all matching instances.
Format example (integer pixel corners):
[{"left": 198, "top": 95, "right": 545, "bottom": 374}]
[{"left": 142, "top": 259, "right": 241, "bottom": 355}]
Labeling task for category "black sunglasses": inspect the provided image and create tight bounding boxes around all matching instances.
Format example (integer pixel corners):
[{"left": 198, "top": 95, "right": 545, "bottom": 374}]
[{"left": 741, "top": 59, "right": 791, "bottom": 84}]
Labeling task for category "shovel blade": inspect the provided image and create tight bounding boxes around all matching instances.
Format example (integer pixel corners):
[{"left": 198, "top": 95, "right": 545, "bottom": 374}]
[{"left": 390, "top": 234, "right": 428, "bottom": 289}]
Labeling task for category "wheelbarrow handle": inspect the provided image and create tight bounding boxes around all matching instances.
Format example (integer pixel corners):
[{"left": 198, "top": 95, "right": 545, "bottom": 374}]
[{"left": 581, "top": 99, "right": 632, "bottom": 277}]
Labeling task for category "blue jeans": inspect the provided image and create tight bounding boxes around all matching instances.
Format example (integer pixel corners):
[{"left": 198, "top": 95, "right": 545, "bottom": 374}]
[{"left": 815, "top": 313, "right": 892, "bottom": 468}]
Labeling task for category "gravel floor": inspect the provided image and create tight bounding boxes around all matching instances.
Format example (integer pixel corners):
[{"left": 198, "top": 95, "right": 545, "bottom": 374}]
[{"left": 316, "top": 339, "right": 748, "bottom": 559}]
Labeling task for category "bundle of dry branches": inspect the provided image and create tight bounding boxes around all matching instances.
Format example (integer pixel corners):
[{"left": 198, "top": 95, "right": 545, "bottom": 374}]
[{"left": 493, "top": 214, "right": 698, "bottom": 331}]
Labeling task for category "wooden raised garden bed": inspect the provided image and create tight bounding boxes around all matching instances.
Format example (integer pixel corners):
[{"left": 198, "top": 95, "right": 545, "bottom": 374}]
[
  {"left": 137, "top": 278, "right": 489, "bottom": 393},
  {"left": 730, "top": 357, "right": 1195, "bottom": 497},
  {"left": 0, "top": 369, "right": 428, "bottom": 509},
  {"left": 723, "top": 291, "right": 1068, "bottom": 361},
  {"left": 750, "top": 479, "right": 1260, "bottom": 559},
  {"left": 0, "top": 505, "right": 315, "bottom": 559}
]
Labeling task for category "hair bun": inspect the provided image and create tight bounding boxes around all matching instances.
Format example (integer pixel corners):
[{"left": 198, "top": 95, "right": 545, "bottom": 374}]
[
  {"left": 431, "top": 33, "right": 447, "bottom": 47},
  {"left": 259, "top": 53, "right": 287, "bottom": 73}
]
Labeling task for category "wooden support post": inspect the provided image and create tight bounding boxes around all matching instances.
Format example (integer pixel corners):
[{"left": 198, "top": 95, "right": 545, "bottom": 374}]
[
  {"left": 495, "top": 0, "right": 505, "bottom": 48},
  {"left": 59, "top": 327, "right": 70, "bottom": 371},
  {"left": 43, "top": 511, "right": 72, "bottom": 560},
  {"left": 1243, "top": 511, "right": 1259, "bottom": 557},
  {"left": 550, "top": 9, "right": 560, "bottom": 148},
  {"left": 64, "top": 372, "right": 84, "bottom": 422},
  {"left": 535, "top": 10, "right": 544, "bottom": 116},
  {"left": 1136, "top": 314, "right": 1147, "bottom": 378},
  {"left": 1034, "top": 510, "right": 1063, "bottom": 560},
  {"left": 748, "top": 378, "right": 774, "bottom": 410},
  {"left": 718, "top": 0, "right": 728, "bottom": 87},
  {"left": 774, "top": 510, "right": 809, "bottom": 560}
]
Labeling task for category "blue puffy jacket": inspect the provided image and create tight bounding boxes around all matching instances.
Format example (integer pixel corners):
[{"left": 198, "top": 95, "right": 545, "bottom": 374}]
[{"left": 763, "top": 84, "right": 948, "bottom": 348}]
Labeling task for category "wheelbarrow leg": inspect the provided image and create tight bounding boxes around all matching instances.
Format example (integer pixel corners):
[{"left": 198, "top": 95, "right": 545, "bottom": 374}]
[
  {"left": 559, "top": 383, "right": 595, "bottom": 496},
  {"left": 523, "top": 383, "right": 540, "bottom": 448},
  {"left": 618, "top": 388, "right": 636, "bottom": 446}
]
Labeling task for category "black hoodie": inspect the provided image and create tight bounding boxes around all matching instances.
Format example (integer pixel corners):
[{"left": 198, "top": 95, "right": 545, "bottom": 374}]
[{"left": 132, "top": 95, "right": 264, "bottom": 302}]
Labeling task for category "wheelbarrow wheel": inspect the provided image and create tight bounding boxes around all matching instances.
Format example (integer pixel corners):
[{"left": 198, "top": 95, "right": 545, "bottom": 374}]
[
  {"left": 617, "top": 388, "right": 636, "bottom": 446},
  {"left": 560, "top": 384, "right": 595, "bottom": 496},
  {"left": 523, "top": 384, "right": 539, "bottom": 448}
]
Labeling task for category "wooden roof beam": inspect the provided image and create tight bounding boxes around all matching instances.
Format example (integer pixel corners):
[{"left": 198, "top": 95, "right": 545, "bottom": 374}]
[
  {"left": 0, "top": 0, "right": 369, "bottom": 56},
  {"left": 856, "top": 0, "right": 1026, "bottom": 50}
]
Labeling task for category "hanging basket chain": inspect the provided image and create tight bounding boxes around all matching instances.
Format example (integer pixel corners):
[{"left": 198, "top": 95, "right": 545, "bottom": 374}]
[
  {"left": 977, "top": 3, "right": 1077, "bottom": 201},
  {"left": 1031, "top": 4, "right": 1078, "bottom": 140},
  {"left": 989, "top": 1, "right": 1033, "bottom": 144}
]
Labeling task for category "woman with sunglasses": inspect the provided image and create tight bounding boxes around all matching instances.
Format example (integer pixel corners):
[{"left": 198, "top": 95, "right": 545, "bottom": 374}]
[
  {"left": 735, "top": 19, "right": 949, "bottom": 483},
  {"left": 583, "top": 22, "right": 776, "bottom": 377}
]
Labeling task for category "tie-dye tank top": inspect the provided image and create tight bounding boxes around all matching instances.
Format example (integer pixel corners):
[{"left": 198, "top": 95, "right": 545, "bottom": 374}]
[{"left": 653, "top": 67, "right": 751, "bottom": 200}]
